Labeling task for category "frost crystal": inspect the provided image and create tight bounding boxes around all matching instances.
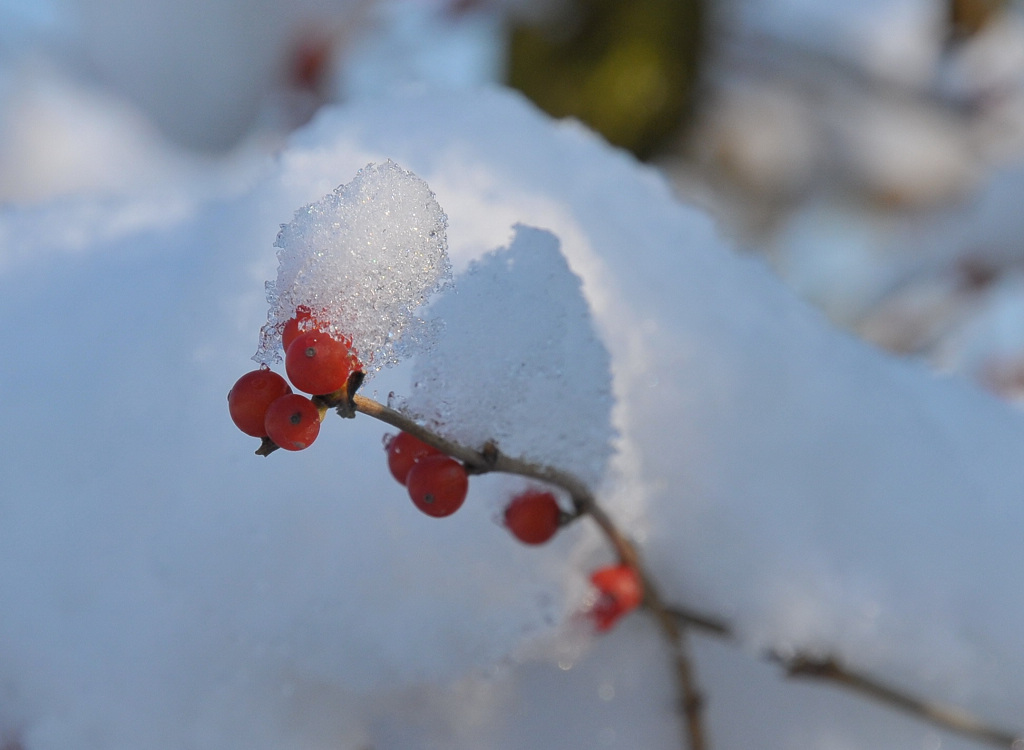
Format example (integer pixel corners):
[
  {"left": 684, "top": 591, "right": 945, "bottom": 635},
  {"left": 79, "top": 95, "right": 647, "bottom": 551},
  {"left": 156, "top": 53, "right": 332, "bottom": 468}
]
[{"left": 256, "top": 160, "right": 450, "bottom": 374}]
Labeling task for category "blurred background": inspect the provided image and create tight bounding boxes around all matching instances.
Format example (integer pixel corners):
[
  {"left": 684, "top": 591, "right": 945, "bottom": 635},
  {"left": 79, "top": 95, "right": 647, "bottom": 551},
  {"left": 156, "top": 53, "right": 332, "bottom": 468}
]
[{"left": 5, "top": 0, "right": 1024, "bottom": 400}]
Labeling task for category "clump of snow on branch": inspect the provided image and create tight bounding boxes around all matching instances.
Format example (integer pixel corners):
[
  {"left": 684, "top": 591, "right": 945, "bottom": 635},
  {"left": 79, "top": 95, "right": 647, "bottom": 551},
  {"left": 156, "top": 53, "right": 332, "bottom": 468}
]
[
  {"left": 406, "top": 224, "right": 616, "bottom": 488},
  {"left": 257, "top": 160, "right": 450, "bottom": 374}
]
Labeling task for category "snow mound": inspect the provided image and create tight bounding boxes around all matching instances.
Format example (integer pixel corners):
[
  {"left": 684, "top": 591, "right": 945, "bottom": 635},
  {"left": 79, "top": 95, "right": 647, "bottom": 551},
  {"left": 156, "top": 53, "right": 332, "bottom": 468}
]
[
  {"left": 407, "top": 224, "right": 616, "bottom": 488},
  {"left": 258, "top": 160, "right": 450, "bottom": 374}
]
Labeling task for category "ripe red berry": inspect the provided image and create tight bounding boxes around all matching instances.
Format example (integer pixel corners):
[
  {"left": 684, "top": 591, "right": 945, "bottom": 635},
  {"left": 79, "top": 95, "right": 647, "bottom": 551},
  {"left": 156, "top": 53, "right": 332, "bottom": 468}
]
[
  {"left": 406, "top": 455, "right": 468, "bottom": 518},
  {"left": 282, "top": 305, "right": 321, "bottom": 352},
  {"left": 589, "top": 564, "right": 643, "bottom": 632},
  {"left": 386, "top": 431, "right": 442, "bottom": 485},
  {"left": 285, "top": 330, "right": 355, "bottom": 395},
  {"left": 504, "top": 489, "right": 561, "bottom": 545},
  {"left": 290, "top": 34, "right": 333, "bottom": 92},
  {"left": 264, "top": 393, "right": 321, "bottom": 451},
  {"left": 228, "top": 368, "right": 292, "bottom": 437}
]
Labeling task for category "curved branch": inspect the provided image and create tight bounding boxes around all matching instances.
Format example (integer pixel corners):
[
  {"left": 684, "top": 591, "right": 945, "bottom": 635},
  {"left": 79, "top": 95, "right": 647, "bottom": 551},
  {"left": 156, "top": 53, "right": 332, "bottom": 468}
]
[
  {"left": 663, "top": 609, "right": 1022, "bottom": 748},
  {"left": 772, "top": 653, "right": 1022, "bottom": 748}
]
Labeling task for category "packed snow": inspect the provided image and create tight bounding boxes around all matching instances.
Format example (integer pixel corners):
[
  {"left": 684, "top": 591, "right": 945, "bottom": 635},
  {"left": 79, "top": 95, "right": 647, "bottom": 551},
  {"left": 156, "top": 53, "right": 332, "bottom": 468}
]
[
  {"left": 405, "top": 224, "right": 616, "bottom": 488},
  {"left": 2, "top": 82, "right": 1024, "bottom": 750}
]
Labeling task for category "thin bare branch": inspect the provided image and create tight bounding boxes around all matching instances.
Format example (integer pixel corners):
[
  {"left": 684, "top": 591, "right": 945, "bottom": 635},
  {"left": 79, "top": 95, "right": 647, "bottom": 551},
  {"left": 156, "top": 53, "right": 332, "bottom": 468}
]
[
  {"left": 662, "top": 608, "right": 1022, "bottom": 748},
  {"left": 662, "top": 605, "right": 731, "bottom": 637},
  {"left": 772, "top": 652, "right": 1022, "bottom": 749},
  {"left": 643, "top": 579, "right": 707, "bottom": 750}
]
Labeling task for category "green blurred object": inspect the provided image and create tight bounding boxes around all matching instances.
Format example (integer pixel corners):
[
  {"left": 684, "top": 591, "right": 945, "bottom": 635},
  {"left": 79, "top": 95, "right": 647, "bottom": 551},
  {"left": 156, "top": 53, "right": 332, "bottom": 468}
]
[
  {"left": 948, "top": 0, "right": 1009, "bottom": 38},
  {"left": 508, "top": 0, "right": 704, "bottom": 160}
]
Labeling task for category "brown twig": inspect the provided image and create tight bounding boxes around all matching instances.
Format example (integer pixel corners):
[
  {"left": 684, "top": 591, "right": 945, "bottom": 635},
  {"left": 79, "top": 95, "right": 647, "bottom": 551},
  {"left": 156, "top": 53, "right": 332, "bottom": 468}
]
[
  {"left": 773, "top": 653, "right": 1022, "bottom": 748},
  {"left": 643, "top": 579, "right": 707, "bottom": 750},
  {"left": 663, "top": 605, "right": 731, "bottom": 637},
  {"left": 662, "top": 609, "right": 1022, "bottom": 748}
]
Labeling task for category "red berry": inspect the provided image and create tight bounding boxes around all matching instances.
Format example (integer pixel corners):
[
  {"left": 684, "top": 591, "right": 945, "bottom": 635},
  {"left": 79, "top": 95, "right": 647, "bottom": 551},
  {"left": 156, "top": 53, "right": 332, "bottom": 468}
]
[
  {"left": 290, "top": 34, "right": 333, "bottom": 92},
  {"left": 589, "top": 564, "right": 643, "bottom": 632},
  {"left": 406, "top": 455, "right": 468, "bottom": 518},
  {"left": 386, "top": 431, "right": 442, "bottom": 485},
  {"left": 228, "top": 368, "right": 292, "bottom": 437},
  {"left": 285, "top": 330, "right": 355, "bottom": 395},
  {"left": 282, "top": 305, "right": 321, "bottom": 352},
  {"left": 504, "top": 489, "right": 561, "bottom": 545},
  {"left": 264, "top": 394, "right": 321, "bottom": 451}
]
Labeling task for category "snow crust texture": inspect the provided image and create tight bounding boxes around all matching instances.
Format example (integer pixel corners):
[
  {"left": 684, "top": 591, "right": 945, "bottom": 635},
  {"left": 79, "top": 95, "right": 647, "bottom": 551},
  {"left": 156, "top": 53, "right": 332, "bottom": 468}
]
[{"left": 258, "top": 160, "right": 450, "bottom": 374}]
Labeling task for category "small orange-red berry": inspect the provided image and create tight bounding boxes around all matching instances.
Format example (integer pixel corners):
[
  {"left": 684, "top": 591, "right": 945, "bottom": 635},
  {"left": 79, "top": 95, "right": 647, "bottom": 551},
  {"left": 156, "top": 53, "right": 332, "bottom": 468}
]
[
  {"left": 589, "top": 564, "right": 643, "bottom": 632},
  {"left": 406, "top": 455, "right": 469, "bottom": 518},
  {"left": 504, "top": 489, "right": 561, "bottom": 545},
  {"left": 264, "top": 393, "right": 321, "bottom": 451},
  {"left": 285, "top": 330, "right": 355, "bottom": 395},
  {"left": 282, "top": 305, "right": 321, "bottom": 352},
  {"left": 228, "top": 368, "right": 292, "bottom": 437},
  {"left": 386, "top": 431, "right": 442, "bottom": 485}
]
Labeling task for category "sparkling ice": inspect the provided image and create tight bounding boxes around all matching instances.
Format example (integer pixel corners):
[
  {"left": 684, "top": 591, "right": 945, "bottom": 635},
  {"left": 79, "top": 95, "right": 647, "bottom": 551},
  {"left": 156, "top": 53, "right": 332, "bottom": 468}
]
[{"left": 257, "top": 160, "right": 450, "bottom": 374}]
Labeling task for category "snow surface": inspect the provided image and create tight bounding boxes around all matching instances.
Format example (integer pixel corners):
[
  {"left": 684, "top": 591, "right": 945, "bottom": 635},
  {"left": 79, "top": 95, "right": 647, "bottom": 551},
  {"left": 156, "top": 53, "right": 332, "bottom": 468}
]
[{"left": 2, "top": 85, "right": 1023, "bottom": 749}]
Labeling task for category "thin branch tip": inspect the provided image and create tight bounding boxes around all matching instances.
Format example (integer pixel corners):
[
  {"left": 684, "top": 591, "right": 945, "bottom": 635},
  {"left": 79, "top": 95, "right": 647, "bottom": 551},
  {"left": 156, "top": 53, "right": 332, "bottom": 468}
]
[{"left": 255, "top": 437, "right": 279, "bottom": 456}]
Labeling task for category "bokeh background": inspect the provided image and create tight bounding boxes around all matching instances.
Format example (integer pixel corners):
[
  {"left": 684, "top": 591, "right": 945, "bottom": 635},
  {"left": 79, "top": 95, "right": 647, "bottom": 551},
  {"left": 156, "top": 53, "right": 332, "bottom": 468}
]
[{"left": 6, "top": 0, "right": 1024, "bottom": 399}]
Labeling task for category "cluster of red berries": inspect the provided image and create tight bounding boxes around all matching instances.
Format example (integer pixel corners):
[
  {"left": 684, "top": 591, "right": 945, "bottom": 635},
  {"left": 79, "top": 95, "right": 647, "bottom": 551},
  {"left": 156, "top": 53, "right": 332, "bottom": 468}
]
[
  {"left": 385, "top": 431, "right": 469, "bottom": 517},
  {"left": 228, "top": 306, "right": 360, "bottom": 451},
  {"left": 385, "top": 431, "right": 566, "bottom": 542},
  {"left": 384, "top": 431, "right": 642, "bottom": 629},
  {"left": 230, "top": 309, "right": 643, "bottom": 632}
]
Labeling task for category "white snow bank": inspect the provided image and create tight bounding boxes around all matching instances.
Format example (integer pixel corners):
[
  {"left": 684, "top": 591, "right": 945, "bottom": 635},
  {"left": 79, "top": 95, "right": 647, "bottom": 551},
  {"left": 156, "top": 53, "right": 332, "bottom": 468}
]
[{"left": 1, "top": 84, "right": 1022, "bottom": 749}]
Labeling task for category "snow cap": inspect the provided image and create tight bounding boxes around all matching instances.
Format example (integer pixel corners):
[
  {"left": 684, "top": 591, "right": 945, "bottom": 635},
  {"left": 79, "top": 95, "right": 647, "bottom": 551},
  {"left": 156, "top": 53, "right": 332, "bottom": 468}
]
[{"left": 257, "top": 160, "right": 450, "bottom": 374}]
